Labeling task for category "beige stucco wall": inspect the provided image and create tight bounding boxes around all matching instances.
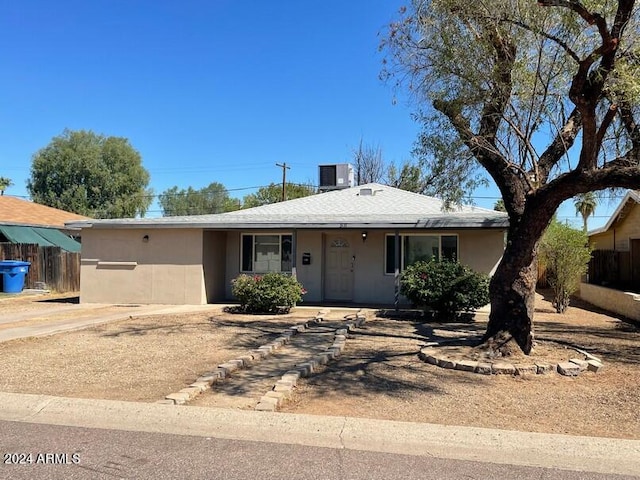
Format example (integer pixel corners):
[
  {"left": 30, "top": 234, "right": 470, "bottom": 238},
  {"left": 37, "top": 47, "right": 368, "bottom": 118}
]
[
  {"left": 203, "top": 231, "right": 227, "bottom": 302},
  {"left": 80, "top": 228, "right": 206, "bottom": 304},
  {"left": 579, "top": 282, "right": 640, "bottom": 321},
  {"left": 612, "top": 203, "right": 640, "bottom": 251},
  {"left": 223, "top": 228, "right": 505, "bottom": 306},
  {"left": 82, "top": 226, "right": 505, "bottom": 306},
  {"left": 458, "top": 229, "right": 505, "bottom": 275},
  {"left": 590, "top": 230, "right": 615, "bottom": 250}
]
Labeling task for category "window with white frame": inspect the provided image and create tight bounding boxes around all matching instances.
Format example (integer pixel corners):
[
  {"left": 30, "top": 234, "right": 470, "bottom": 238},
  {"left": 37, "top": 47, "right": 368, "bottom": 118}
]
[
  {"left": 385, "top": 234, "right": 458, "bottom": 274},
  {"left": 241, "top": 234, "right": 292, "bottom": 273}
]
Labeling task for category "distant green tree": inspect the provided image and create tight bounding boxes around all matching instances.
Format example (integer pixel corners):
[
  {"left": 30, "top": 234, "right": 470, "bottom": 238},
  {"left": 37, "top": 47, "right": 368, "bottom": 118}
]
[
  {"left": 27, "top": 129, "right": 151, "bottom": 218},
  {"left": 539, "top": 220, "right": 592, "bottom": 313},
  {"left": 0, "top": 177, "right": 13, "bottom": 195},
  {"left": 242, "top": 182, "right": 315, "bottom": 208},
  {"left": 574, "top": 192, "right": 598, "bottom": 232},
  {"left": 159, "top": 182, "right": 240, "bottom": 216},
  {"left": 385, "top": 156, "right": 486, "bottom": 208},
  {"left": 494, "top": 199, "right": 506, "bottom": 212}
]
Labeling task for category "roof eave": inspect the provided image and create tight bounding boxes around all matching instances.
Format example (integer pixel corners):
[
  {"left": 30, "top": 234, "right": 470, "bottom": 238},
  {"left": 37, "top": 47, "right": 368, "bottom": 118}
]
[{"left": 68, "top": 220, "right": 509, "bottom": 230}]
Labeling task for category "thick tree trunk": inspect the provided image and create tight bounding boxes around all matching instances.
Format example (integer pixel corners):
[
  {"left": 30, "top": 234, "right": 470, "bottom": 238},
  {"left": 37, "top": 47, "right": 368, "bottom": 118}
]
[
  {"left": 484, "top": 253, "right": 537, "bottom": 355},
  {"left": 484, "top": 209, "right": 551, "bottom": 355}
]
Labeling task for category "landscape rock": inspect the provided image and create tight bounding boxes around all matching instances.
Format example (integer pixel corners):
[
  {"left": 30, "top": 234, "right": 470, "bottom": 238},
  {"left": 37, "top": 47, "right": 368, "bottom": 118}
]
[
  {"left": 475, "top": 363, "right": 493, "bottom": 374},
  {"left": 587, "top": 359, "right": 604, "bottom": 372},
  {"left": 514, "top": 364, "right": 538, "bottom": 375},
  {"left": 455, "top": 360, "right": 478, "bottom": 372},
  {"left": 492, "top": 362, "right": 516, "bottom": 375},
  {"left": 570, "top": 358, "right": 589, "bottom": 371},
  {"left": 557, "top": 361, "right": 581, "bottom": 376}
]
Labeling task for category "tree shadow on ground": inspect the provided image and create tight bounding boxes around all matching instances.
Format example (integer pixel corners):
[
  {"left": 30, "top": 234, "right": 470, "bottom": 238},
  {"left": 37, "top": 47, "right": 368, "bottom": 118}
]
[
  {"left": 99, "top": 314, "right": 323, "bottom": 353},
  {"left": 375, "top": 309, "right": 477, "bottom": 323},
  {"left": 536, "top": 321, "right": 640, "bottom": 365},
  {"left": 299, "top": 344, "right": 494, "bottom": 399}
]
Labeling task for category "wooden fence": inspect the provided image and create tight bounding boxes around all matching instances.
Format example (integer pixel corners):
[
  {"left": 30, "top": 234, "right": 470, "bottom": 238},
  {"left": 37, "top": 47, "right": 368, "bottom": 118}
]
[
  {"left": 0, "top": 243, "right": 80, "bottom": 292},
  {"left": 588, "top": 249, "right": 631, "bottom": 289}
]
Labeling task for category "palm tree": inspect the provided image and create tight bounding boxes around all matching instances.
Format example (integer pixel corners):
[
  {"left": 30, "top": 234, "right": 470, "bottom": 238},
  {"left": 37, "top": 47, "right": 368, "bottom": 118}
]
[
  {"left": 574, "top": 192, "right": 597, "bottom": 232},
  {"left": 0, "top": 177, "right": 13, "bottom": 196}
]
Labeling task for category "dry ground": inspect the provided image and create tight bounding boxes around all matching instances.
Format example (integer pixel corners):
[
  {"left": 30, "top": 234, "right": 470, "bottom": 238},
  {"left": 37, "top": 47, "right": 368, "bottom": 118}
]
[{"left": 0, "top": 291, "right": 638, "bottom": 439}]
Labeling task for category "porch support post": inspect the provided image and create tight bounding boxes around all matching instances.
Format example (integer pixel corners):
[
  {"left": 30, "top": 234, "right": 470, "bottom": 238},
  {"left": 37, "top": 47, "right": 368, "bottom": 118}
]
[
  {"left": 291, "top": 229, "right": 298, "bottom": 280},
  {"left": 394, "top": 229, "right": 400, "bottom": 312}
]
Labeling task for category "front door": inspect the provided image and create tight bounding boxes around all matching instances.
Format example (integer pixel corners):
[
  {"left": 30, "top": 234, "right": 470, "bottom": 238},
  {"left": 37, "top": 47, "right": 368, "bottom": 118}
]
[{"left": 324, "top": 235, "right": 353, "bottom": 301}]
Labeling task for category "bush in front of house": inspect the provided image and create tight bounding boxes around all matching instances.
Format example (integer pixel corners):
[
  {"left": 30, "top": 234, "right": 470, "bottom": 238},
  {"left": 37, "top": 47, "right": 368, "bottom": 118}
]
[
  {"left": 400, "top": 259, "right": 490, "bottom": 320},
  {"left": 231, "top": 272, "right": 306, "bottom": 313}
]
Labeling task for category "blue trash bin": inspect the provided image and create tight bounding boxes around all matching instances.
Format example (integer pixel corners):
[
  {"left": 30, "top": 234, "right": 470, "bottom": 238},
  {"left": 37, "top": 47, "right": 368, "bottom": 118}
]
[{"left": 0, "top": 260, "right": 31, "bottom": 293}]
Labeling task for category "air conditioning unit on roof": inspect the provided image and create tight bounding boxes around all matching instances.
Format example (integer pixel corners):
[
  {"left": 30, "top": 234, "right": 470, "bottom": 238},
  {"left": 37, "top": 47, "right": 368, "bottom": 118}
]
[{"left": 318, "top": 164, "right": 354, "bottom": 192}]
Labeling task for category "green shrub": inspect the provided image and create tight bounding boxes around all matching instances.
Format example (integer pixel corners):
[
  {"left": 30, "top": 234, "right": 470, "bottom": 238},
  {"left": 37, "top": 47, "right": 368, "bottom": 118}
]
[
  {"left": 231, "top": 272, "right": 306, "bottom": 313},
  {"left": 539, "top": 220, "right": 592, "bottom": 313},
  {"left": 400, "top": 259, "right": 490, "bottom": 319}
]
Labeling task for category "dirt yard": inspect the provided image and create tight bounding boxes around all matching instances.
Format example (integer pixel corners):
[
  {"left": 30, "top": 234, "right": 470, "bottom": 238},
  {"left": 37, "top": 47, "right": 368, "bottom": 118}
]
[{"left": 0, "top": 291, "right": 638, "bottom": 440}]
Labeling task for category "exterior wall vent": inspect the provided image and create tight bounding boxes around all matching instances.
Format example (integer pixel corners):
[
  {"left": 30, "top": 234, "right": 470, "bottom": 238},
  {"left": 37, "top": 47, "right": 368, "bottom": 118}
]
[{"left": 318, "top": 164, "right": 354, "bottom": 191}]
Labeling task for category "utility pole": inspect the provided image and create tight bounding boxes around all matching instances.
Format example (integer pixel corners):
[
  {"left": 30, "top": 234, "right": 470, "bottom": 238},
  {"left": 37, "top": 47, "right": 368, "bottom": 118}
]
[{"left": 275, "top": 162, "right": 290, "bottom": 201}]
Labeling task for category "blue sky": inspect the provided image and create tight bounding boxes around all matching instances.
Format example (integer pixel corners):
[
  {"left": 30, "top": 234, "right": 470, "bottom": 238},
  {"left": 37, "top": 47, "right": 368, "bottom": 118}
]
[{"left": 0, "top": 1, "right": 622, "bottom": 229}]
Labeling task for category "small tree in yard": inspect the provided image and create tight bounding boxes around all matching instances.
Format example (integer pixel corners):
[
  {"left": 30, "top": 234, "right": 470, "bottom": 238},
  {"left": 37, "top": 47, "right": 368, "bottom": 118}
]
[
  {"left": 231, "top": 273, "right": 306, "bottom": 314},
  {"left": 539, "top": 221, "right": 592, "bottom": 314},
  {"left": 400, "top": 259, "right": 490, "bottom": 320}
]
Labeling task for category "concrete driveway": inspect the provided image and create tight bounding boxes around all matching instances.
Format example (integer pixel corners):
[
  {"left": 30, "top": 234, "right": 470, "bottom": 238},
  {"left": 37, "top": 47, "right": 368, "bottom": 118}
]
[{"left": 0, "top": 294, "right": 221, "bottom": 343}]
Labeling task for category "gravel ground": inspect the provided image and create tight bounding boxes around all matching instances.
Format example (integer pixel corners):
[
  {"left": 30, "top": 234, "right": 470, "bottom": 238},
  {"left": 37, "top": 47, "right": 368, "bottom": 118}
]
[{"left": 0, "top": 291, "right": 638, "bottom": 439}]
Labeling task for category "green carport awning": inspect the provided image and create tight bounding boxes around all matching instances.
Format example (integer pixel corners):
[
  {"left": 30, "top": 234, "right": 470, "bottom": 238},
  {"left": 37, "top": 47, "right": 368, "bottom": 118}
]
[
  {"left": 0, "top": 225, "right": 81, "bottom": 252},
  {"left": 32, "top": 227, "right": 81, "bottom": 253}
]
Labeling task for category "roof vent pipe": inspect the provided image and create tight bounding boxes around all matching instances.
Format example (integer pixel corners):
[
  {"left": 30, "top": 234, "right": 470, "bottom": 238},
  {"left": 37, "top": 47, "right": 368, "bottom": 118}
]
[{"left": 359, "top": 188, "right": 373, "bottom": 196}]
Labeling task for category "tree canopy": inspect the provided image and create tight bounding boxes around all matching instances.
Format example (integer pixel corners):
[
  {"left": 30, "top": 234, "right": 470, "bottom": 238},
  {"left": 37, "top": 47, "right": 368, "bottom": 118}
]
[
  {"left": 242, "top": 182, "right": 315, "bottom": 208},
  {"left": 0, "top": 177, "right": 13, "bottom": 195},
  {"left": 574, "top": 192, "right": 598, "bottom": 231},
  {"left": 383, "top": 0, "right": 640, "bottom": 354},
  {"left": 27, "top": 129, "right": 152, "bottom": 218},
  {"left": 159, "top": 182, "right": 239, "bottom": 216}
]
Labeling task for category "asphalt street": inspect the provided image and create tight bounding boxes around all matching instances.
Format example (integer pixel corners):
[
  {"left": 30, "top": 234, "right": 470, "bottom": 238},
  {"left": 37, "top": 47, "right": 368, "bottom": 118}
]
[{"left": 2, "top": 420, "right": 637, "bottom": 480}]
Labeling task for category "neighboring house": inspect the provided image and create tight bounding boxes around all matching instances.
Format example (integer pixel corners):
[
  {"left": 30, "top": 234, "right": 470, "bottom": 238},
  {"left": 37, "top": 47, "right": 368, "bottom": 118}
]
[
  {"left": 581, "top": 190, "right": 640, "bottom": 321},
  {"left": 0, "top": 196, "right": 86, "bottom": 253},
  {"left": 67, "top": 183, "right": 508, "bottom": 305},
  {"left": 587, "top": 190, "right": 640, "bottom": 288}
]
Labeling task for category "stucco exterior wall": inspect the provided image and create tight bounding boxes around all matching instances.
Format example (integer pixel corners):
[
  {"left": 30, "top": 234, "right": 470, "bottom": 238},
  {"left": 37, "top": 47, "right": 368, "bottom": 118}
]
[
  {"left": 590, "top": 202, "right": 640, "bottom": 252},
  {"left": 612, "top": 204, "right": 640, "bottom": 251},
  {"left": 223, "top": 228, "right": 504, "bottom": 305},
  {"left": 293, "top": 230, "right": 323, "bottom": 303},
  {"left": 80, "top": 228, "right": 206, "bottom": 304},
  {"left": 590, "top": 231, "right": 615, "bottom": 250},
  {"left": 579, "top": 282, "right": 640, "bottom": 321},
  {"left": 203, "top": 231, "right": 227, "bottom": 302},
  {"left": 457, "top": 229, "right": 505, "bottom": 275}
]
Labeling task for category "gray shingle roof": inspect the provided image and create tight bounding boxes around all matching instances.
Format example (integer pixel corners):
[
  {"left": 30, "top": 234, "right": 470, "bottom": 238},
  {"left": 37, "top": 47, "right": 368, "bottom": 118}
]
[{"left": 67, "top": 183, "right": 508, "bottom": 230}]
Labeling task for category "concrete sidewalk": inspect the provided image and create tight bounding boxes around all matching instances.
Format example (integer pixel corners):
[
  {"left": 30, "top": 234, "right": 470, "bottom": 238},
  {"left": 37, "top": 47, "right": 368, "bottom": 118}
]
[{"left": 0, "top": 392, "right": 638, "bottom": 477}]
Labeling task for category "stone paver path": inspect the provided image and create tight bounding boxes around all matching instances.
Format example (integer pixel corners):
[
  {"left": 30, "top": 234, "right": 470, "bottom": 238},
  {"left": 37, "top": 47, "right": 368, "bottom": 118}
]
[{"left": 185, "top": 310, "right": 365, "bottom": 410}]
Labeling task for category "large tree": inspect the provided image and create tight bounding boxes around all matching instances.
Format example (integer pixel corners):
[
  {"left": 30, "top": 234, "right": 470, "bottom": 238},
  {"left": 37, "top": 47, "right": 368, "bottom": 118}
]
[
  {"left": 28, "top": 129, "right": 152, "bottom": 218},
  {"left": 159, "top": 182, "right": 239, "bottom": 216},
  {"left": 383, "top": 1, "right": 640, "bottom": 354},
  {"left": 242, "top": 182, "right": 315, "bottom": 208}
]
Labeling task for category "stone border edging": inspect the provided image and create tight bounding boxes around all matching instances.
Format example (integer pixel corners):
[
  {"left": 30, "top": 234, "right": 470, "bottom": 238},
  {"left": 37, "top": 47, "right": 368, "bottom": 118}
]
[
  {"left": 158, "top": 310, "right": 328, "bottom": 405},
  {"left": 418, "top": 342, "right": 604, "bottom": 377},
  {"left": 255, "top": 309, "right": 368, "bottom": 411}
]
